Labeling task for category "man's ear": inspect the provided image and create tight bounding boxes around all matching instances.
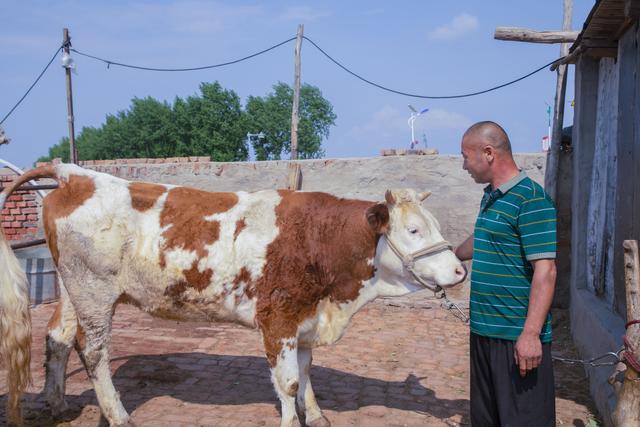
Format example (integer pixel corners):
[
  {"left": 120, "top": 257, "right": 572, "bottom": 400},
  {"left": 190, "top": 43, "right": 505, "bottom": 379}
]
[
  {"left": 366, "top": 203, "right": 389, "bottom": 234},
  {"left": 483, "top": 145, "right": 495, "bottom": 162}
]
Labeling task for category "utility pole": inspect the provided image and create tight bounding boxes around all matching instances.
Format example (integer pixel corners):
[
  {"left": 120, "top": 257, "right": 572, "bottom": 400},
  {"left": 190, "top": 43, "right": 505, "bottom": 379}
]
[
  {"left": 63, "top": 28, "right": 77, "bottom": 164},
  {"left": 290, "top": 24, "right": 303, "bottom": 161},
  {"left": 494, "top": 0, "right": 573, "bottom": 200},
  {"left": 544, "top": 0, "right": 573, "bottom": 200}
]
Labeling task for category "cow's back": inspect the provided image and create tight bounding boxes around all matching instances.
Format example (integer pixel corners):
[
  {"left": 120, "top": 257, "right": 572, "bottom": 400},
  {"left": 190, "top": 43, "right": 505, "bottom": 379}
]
[{"left": 43, "top": 167, "right": 282, "bottom": 326}]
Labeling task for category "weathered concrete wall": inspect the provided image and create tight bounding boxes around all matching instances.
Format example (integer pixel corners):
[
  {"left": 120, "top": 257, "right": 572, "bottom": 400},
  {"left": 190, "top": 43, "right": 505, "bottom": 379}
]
[
  {"left": 571, "top": 54, "right": 620, "bottom": 427},
  {"left": 87, "top": 154, "right": 547, "bottom": 248},
  {"left": 587, "top": 57, "right": 619, "bottom": 306},
  {"left": 569, "top": 22, "right": 640, "bottom": 426}
]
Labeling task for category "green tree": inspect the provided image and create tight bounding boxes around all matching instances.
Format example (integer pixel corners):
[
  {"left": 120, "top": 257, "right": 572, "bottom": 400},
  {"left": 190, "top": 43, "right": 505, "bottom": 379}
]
[
  {"left": 37, "top": 137, "right": 71, "bottom": 163},
  {"left": 38, "top": 82, "right": 248, "bottom": 163},
  {"left": 37, "top": 81, "right": 335, "bottom": 163},
  {"left": 245, "top": 82, "right": 336, "bottom": 160},
  {"left": 173, "top": 82, "right": 248, "bottom": 161}
]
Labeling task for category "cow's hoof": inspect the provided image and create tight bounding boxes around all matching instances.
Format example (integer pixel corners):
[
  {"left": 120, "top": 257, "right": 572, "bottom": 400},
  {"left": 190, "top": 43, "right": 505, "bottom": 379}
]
[
  {"left": 113, "top": 419, "right": 136, "bottom": 427},
  {"left": 45, "top": 399, "right": 69, "bottom": 418},
  {"left": 307, "top": 415, "right": 331, "bottom": 427}
]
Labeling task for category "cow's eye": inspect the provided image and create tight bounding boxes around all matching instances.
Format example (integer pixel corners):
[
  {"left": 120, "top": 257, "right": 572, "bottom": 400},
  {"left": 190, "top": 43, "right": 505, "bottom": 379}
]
[{"left": 407, "top": 226, "right": 419, "bottom": 235}]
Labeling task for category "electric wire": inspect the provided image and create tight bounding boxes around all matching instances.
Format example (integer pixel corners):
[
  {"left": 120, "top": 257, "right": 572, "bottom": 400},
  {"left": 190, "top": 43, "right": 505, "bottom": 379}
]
[
  {"left": 1, "top": 35, "right": 568, "bottom": 127},
  {"left": 303, "top": 35, "right": 565, "bottom": 99},
  {"left": 69, "top": 37, "right": 297, "bottom": 72},
  {"left": 1, "top": 45, "right": 63, "bottom": 126}
]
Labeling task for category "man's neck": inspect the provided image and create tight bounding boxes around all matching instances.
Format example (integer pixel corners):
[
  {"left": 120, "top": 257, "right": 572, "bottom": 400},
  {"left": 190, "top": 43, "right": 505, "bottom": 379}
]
[{"left": 490, "top": 165, "right": 520, "bottom": 190}]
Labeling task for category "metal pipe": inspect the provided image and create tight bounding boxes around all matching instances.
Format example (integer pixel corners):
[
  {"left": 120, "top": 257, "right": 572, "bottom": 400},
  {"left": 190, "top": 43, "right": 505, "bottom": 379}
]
[{"left": 10, "top": 238, "right": 47, "bottom": 250}]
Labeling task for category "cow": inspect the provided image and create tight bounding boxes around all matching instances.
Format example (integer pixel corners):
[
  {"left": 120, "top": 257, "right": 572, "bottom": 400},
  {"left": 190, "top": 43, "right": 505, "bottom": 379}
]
[{"left": 0, "top": 164, "right": 466, "bottom": 427}]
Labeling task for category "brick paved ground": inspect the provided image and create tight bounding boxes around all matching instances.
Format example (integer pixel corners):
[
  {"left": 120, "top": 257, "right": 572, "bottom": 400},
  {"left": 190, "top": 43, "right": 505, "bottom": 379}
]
[{"left": 1, "top": 289, "right": 600, "bottom": 426}]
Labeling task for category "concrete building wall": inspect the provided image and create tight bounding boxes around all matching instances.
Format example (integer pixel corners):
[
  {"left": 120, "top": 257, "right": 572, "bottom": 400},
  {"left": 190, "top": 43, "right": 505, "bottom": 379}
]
[{"left": 85, "top": 154, "right": 547, "bottom": 248}]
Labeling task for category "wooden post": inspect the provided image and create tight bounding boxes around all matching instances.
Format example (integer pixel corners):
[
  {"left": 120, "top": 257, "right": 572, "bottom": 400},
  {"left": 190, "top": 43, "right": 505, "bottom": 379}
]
[
  {"left": 613, "top": 240, "right": 640, "bottom": 426},
  {"left": 63, "top": 28, "right": 77, "bottom": 164},
  {"left": 544, "top": 0, "right": 573, "bottom": 201},
  {"left": 494, "top": 27, "right": 579, "bottom": 43},
  {"left": 286, "top": 163, "right": 302, "bottom": 191},
  {"left": 290, "top": 24, "right": 303, "bottom": 161}
]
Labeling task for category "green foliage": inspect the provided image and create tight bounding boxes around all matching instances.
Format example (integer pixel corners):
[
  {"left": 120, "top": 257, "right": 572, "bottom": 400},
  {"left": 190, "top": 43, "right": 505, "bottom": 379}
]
[
  {"left": 37, "top": 81, "right": 334, "bottom": 164},
  {"left": 37, "top": 137, "right": 70, "bottom": 163},
  {"left": 245, "top": 82, "right": 336, "bottom": 160}
]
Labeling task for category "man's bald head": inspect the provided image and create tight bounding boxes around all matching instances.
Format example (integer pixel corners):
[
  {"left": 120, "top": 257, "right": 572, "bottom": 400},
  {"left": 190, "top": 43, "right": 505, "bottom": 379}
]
[{"left": 463, "top": 121, "right": 512, "bottom": 154}]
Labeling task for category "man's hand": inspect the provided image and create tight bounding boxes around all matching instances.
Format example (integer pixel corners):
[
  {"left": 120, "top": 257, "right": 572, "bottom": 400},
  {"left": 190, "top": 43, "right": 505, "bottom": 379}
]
[
  {"left": 514, "top": 330, "right": 542, "bottom": 377},
  {"left": 514, "top": 258, "right": 556, "bottom": 377}
]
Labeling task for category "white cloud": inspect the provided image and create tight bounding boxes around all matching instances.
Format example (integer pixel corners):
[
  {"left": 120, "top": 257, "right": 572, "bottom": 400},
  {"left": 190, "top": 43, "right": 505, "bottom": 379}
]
[
  {"left": 421, "top": 108, "right": 472, "bottom": 130},
  {"left": 350, "top": 106, "right": 471, "bottom": 139},
  {"left": 123, "top": 1, "right": 263, "bottom": 34},
  {"left": 363, "top": 8, "right": 385, "bottom": 16},
  {"left": 349, "top": 106, "right": 407, "bottom": 139},
  {"left": 0, "top": 35, "right": 58, "bottom": 50},
  {"left": 279, "top": 6, "right": 331, "bottom": 22},
  {"left": 343, "top": 106, "right": 471, "bottom": 156},
  {"left": 428, "top": 13, "right": 479, "bottom": 41}
]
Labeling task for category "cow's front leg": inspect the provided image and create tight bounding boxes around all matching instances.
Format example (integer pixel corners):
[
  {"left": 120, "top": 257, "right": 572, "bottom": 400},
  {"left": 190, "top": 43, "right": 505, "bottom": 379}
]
[
  {"left": 297, "top": 347, "right": 330, "bottom": 427},
  {"left": 268, "top": 336, "right": 300, "bottom": 427}
]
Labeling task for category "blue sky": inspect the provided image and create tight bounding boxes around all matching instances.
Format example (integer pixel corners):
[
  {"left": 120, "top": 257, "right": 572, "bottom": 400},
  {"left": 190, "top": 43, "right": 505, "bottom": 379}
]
[{"left": 1, "top": 1, "right": 594, "bottom": 168}]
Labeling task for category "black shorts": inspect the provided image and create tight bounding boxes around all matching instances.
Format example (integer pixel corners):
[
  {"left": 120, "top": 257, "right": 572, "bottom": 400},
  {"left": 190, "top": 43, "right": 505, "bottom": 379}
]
[{"left": 470, "top": 333, "right": 555, "bottom": 427}]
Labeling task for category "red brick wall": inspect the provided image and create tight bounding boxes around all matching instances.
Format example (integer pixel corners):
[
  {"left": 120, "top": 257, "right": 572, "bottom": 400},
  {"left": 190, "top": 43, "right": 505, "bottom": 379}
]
[{"left": 1, "top": 174, "right": 39, "bottom": 241}]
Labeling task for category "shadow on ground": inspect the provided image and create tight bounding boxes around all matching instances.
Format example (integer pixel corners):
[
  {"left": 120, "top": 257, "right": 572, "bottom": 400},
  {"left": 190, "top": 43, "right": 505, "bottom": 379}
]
[{"left": 1, "top": 352, "right": 469, "bottom": 426}]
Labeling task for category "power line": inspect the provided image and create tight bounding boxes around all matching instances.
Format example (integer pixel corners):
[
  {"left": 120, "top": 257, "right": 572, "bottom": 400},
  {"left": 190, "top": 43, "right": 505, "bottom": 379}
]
[
  {"left": 0, "top": 45, "right": 63, "bottom": 126},
  {"left": 70, "top": 37, "right": 297, "bottom": 72},
  {"left": 302, "top": 36, "right": 564, "bottom": 100},
  {"left": 1, "top": 35, "right": 566, "bottom": 129}
]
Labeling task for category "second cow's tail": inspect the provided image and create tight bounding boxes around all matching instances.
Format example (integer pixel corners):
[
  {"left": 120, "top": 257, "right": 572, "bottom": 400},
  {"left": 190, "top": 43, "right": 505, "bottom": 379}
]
[{"left": 0, "top": 165, "right": 57, "bottom": 424}]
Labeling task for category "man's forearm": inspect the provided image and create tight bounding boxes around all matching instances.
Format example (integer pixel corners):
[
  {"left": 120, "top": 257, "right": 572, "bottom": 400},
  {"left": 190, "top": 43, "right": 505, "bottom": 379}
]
[
  {"left": 522, "top": 260, "right": 557, "bottom": 336},
  {"left": 455, "top": 234, "right": 474, "bottom": 261}
]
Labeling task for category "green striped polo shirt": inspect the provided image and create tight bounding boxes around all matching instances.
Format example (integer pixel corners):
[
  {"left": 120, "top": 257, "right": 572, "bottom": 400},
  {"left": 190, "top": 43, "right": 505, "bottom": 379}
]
[{"left": 470, "top": 170, "right": 556, "bottom": 343}]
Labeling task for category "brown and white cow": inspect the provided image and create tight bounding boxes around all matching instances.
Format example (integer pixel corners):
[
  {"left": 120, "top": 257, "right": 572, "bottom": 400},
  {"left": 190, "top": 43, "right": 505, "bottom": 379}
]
[{"left": 0, "top": 164, "right": 465, "bottom": 427}]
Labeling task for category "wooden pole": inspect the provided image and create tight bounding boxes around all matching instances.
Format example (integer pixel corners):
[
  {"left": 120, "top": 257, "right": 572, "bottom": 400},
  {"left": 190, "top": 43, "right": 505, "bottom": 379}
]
[
  {"left": 290, "top": 24, "right": 303, "bottom": 161},
  {"left": 494, "top": 27, "right": 579, "bottom": 43},
  {"left": 613, "top": 240, "right": 640, "bottom": 426},
  {"left": 543, "top": 0, "right": 572, "bottom": 201},
  {"left": 63, "top": 28, "right": 77, "bottom": 164}
]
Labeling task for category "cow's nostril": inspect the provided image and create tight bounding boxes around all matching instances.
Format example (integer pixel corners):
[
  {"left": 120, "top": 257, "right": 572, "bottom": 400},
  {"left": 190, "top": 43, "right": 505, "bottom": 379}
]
[{"left": 455, "top": 266, "right": 466, "bottom": 278}]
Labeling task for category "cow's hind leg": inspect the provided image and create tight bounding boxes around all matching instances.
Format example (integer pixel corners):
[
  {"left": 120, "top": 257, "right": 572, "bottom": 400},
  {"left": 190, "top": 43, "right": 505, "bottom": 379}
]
[
  {"left": 75, "top": 298, "right": 130, "bottom": 426},
  {"left": 43, "top": 283, "right": 77, "bottom": 416},
  {"left": 269, "top": 336, "right": 301, "bottom": 427},
  {"left": 60, "top": 266, "right": 130, "bottom": 426},
  {"left": 297, "top": 348, "right": 330, "bottom": 427}
]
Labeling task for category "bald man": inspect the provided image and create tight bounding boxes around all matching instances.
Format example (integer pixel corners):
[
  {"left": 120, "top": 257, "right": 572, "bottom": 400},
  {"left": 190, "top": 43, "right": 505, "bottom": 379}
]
[{"left": 455, "top": 121, "right": 557, "bottom": 426}]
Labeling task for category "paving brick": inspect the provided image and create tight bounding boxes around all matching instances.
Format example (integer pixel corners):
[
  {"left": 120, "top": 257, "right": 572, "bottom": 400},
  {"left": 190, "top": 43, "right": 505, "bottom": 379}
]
[{"left": 0, "top": 299, "right": 599, "bottom": 426}]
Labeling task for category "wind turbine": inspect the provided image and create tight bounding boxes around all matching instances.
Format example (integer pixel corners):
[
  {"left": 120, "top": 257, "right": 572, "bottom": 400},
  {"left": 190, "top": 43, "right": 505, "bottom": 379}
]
[{"left": 408, "top": 105, "right": 429, "bottom": 149}]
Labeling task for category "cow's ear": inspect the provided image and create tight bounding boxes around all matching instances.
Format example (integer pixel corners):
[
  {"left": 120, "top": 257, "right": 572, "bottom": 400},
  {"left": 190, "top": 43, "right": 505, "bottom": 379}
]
[
  {"left": 418, "top": 191, "right": 432, "bottom": 202},
  {"left": 366, "top": 203, "right": 390, "bottom": 234},
  {"left": 384, "top": 190, "right": 395, "bottom": 205}
]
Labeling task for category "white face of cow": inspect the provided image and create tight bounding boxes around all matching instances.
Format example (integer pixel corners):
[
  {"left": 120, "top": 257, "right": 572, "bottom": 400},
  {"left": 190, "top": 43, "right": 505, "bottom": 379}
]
[{"left": 367, "top": 189, "right": 466, "bottom": 297}]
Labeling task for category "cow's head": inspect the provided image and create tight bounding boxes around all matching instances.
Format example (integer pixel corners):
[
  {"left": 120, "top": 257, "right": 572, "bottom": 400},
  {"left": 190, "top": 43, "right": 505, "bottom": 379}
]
[{"left": 366, "top": 189, "right": 466, "bottom": 296}]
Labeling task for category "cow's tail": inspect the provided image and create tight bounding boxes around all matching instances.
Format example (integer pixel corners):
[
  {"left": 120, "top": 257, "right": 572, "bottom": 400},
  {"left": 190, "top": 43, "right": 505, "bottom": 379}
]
[{"left": 0, "top": 165, "right": 57, "bottom": 425}]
